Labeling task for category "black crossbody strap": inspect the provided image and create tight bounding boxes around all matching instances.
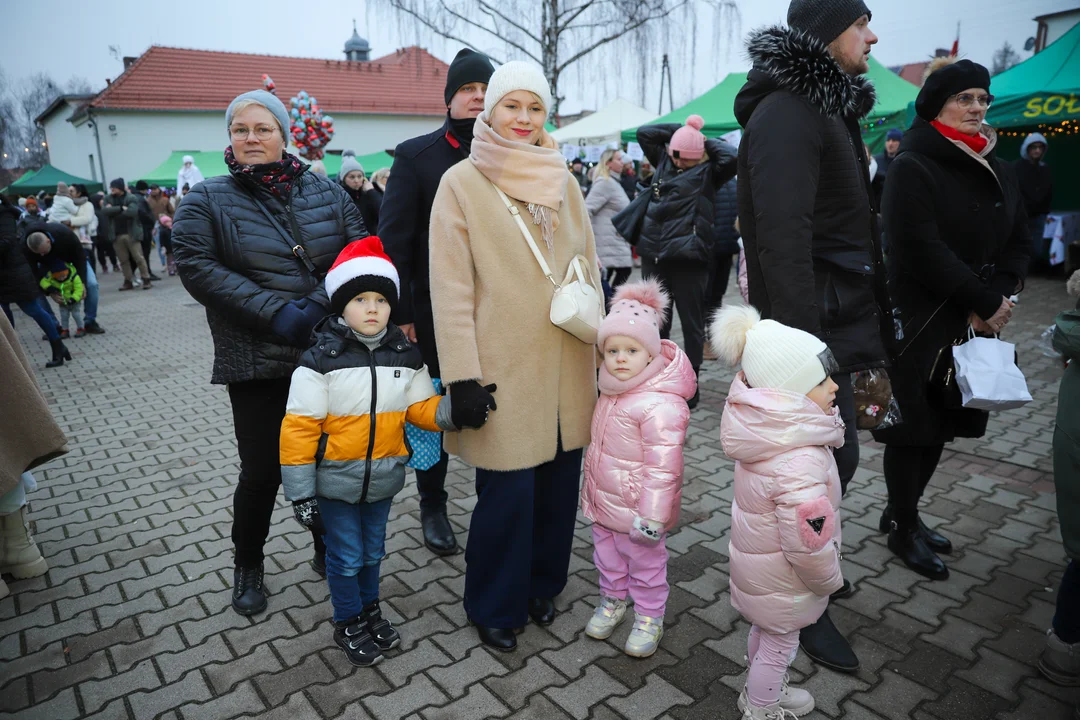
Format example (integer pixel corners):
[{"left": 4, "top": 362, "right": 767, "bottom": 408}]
[{"left": 231, "top": 176, "right": 322, "bottom": 280}]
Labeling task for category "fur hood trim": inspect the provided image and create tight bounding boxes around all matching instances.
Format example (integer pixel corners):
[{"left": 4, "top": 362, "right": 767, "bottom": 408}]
[{"left": 747, "top": 25, "right": 877, "bottom": 119}]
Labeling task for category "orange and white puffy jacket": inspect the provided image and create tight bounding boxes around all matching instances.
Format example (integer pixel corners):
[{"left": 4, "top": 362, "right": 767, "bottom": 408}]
[
  {"left": 280, "top": 316, "right": 454, "bottom": 505},
  {"left": 721, "top": 372, "right": 845, "bottom": 634}
]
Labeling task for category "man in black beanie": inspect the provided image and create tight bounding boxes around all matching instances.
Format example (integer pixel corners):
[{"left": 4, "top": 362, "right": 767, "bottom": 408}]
[
  {"left": 734, "top": 1, "right": 892, "bottom": 678},
  {"left": 380, "top": 47, "right": 494, "bottom": 557}
]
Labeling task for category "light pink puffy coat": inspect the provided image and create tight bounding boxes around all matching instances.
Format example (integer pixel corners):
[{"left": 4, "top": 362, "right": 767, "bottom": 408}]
[
  {"left": 581, "top": 340, "right": 697, "bottom": 533},
  {"left": 721, "top": 372, "right": 845, "bottom": 634}
]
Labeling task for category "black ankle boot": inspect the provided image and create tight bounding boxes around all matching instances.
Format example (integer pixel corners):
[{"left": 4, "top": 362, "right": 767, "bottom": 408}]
[
  {"left": 231, "top": 565, "right": 267, "bottom": 615},
  {"left": 880, "top": 506, "right": 953, "bottom": 554},
  {"left": 45, "top": 338, "right": 72, "bottom": 368},
  {"left": 887, "top": 523, "right": 949, "bottom": 580},
  {"left": 473, "top": 623, "right": 517, "bottom": 652},
  {"left": 799, "top": 608, "right": 859, "bottom": 673},
  {"left": 528, "top": 597, "right": 556, "bottom": 626},
  {"left": 421, "top": 508, "right": 459, "bottom": 556}
]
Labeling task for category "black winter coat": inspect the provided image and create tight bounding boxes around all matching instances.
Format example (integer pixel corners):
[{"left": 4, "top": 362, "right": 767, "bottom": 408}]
[
  {"left": 735, "top": 25, "right": 890, "bottom": 373},
  {"left": 342, "top": 183, "right": 382, "bottom": 236},
  {"left": 636, "top": 123, "right": 737, "bottom": 265},
  {"left": 381, "top": 118, "right": 469, "bottom": 378},
  {"left": 172, "top": 168, "right": 366, "bottom": 385},
  {"left": 22, "top": 222, "right": 89, "bottom": 286},
  {"left": 1013, "top": 158, "right": 1054, "bottom": 217},
  {"left": 0, "top": 200, "right": 40, "bottom": 305},
  {"left": 712, "top": 178, "right": 740, "bottom": 256},
  {"left": 871, "top": 120, "right": 1030, "bottom": 447}
]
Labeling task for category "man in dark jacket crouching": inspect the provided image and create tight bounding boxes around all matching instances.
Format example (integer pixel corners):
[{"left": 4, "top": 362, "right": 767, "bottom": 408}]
[{"left": 734, "top": 0, "right": 891, "bottom": 674}]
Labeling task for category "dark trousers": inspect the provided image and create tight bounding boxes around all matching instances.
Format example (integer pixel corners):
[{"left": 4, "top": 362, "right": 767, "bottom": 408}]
[
  {"left": 464, "top": 441, "right": 583, "bottom": 628},
  {"left": 1055, "top": 560, "right": 1080, "bottom": 644},
  {"left": 228, "top": 377, "right": 325, "bottom": 567},
  {"left": 641, "top": 257, "right": 709, "bottom": 371},
  {"left": 833, "top": 373, "right": 859, "bottom": 496},
  {"left": 705, "top": 253, "right": 735, "bottom": 319},
  {"left": 2, "top": 299, "right": 59, "bottom": 340},
  {"left": 416, "top": 448, "right": 450, "bottom": 511},
  {"left": 606, "top": 267, "right": 633, "bottom": 289},
  {"left": 95, "top": 237, "right": 118, "bottom": 269},
  {"left": 882, "top": 443, "right": 946, "bottom": 527}
]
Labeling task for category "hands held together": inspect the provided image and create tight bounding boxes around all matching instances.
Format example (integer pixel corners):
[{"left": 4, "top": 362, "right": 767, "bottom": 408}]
[{"left": 970, "top": 296, "right": 1015, "bottom": 335}]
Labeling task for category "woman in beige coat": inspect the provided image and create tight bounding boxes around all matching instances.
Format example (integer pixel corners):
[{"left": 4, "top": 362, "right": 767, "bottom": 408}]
[{"left": 430, "top": 61, "right": 601, "bottom": 651}]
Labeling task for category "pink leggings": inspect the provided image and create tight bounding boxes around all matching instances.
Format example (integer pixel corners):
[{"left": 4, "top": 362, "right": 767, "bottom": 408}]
[
  {"left": 746, "top": 625, "right": 800, "bottom": 707},
  {"left": 592, "top": 525, "right": 669, "bottom": 617}
]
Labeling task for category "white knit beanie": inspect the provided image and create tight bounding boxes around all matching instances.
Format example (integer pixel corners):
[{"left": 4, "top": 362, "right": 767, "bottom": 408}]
[
  {"left": 483, "top": 61, "right": 553, "bottom": 118},
  {"left": 710, "top": 305, "right": 833, "bottom": 395}
]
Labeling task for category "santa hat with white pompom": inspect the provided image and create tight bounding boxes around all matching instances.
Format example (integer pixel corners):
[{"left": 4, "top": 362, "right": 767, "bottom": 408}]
[{"left": 325, "top": 236, "right": 400, "bottom": 316}]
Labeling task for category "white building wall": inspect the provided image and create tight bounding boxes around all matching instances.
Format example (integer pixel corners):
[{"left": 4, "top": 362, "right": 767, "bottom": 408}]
[
  {"left": 41, "top": 102, "right": 99, "bottom": 181},
  {"left": 1045, "top": 13, "right": 1080, "bottom": 49},
  {"left": 46, "top": 110, "right": 443, "bottom": 189}
]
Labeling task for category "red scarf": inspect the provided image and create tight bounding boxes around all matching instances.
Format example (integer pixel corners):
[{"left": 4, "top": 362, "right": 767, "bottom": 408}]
[{"left": 931, "top": 120, "right": 988, "bottom": 155}]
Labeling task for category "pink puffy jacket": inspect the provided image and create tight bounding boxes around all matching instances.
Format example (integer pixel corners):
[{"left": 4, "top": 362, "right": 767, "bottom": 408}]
[
  {"left": 721, "top": 372, "right": 845, "bottom": 634},
  {"left": 581, "top": 340, "right": 697, "bottom": 533}
]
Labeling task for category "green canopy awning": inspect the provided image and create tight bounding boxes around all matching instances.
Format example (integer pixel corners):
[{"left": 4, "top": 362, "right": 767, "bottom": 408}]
[
  {"left": 986, "top": 21, "right": 1080, "bottom": 129},
  {"left": 621, "top": 55, "right": 918, "bottom": 147},
  {"left": 138, "top": 150, "right": 395, "bottom": 188},
  {"left": 3, "top": 164, "right": 102, "bottom": 195}
]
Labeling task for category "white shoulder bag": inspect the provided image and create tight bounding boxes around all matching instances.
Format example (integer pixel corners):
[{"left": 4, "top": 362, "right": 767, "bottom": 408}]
[{"left": 491, "top": 183, "right": 603, "bottom": 345}]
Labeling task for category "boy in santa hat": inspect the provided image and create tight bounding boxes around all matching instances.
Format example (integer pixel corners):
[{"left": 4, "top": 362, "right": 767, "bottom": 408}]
[{"left": 279, "top": 236, "right": 489, "bottom": 667}]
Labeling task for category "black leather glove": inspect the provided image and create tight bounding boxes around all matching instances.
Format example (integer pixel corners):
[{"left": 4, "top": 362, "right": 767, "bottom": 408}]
[
  {"left": 292, "top": 497, "right": 325, "bottom": 536},
  {"left": 449, "top": 381, "right": 498, "bottom": 429},
  {"left": 272, "top": 298, "right": 327, "bottom": 347}
]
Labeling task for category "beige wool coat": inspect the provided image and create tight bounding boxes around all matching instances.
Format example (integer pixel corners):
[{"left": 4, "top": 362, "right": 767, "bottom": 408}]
[
  {"left": 0, "top": 314, "right": 67, "bottom": 496},
  {"left": 429, "top": 160, "right": 601, "bottom": 472}
]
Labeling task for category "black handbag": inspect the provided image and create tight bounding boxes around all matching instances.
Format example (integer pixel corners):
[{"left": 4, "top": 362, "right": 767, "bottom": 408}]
[
  {"left": 897, "top": 298, "right": 965, "bottom": 410},
  {"left": 611, "top": 185, "right": 652, "bottom": 246}
]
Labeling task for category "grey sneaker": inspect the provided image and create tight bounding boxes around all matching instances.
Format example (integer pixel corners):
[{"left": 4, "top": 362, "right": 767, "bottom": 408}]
[
  {"left": 1040, "top": 628, "right": 1080, "bottom": 686},
  {"left": 624, "top": 613, "right": 663, "bottom": 657}
]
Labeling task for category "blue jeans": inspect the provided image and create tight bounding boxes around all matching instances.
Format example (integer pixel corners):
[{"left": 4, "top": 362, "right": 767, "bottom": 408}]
[
  {"left": 2, "top": 299, "right": 59, "bottom": 340},
  {"left": 318, "top": 496, "right": 393, "bottom": 622},
  {"left": 82, "top": 262, "right": 99, "bottom": 324}
]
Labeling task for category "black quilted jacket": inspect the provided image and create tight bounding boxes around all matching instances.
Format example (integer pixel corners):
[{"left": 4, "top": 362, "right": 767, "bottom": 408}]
[
  {"left": 172, "top": 168, "right": 367, "bottom": 384},
  {"left": 0, "top": 199, "right": 40, "bottom": 305}
]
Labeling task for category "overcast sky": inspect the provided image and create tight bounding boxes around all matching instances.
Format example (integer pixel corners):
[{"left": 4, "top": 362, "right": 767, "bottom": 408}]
[{"left": 1, "top": 0, "right": 1071, "bottom": 116}]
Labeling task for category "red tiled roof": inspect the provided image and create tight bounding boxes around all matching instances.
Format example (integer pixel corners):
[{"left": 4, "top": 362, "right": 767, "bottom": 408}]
[
  {"left": 89, "top": 46, "right": 448, "bottom": 116},
  {"left": 897, "top": 62, "right": 929, "bottom": 87}
]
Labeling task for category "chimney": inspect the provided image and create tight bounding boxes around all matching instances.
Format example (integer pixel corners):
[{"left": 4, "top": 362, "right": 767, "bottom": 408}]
[{"left": 123, "top": 56, "right": 137, "bottom": 70}]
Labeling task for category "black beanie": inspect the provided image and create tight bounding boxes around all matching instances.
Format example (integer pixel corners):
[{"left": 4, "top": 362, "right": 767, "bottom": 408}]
[
  {"left": 444, "top": 48, "right": 495, "bottom": 106},
  {"left": 788, "top": 0, "right": 871, "bottom": 46},
  {"left": 110, "top": 178, "right": 126, "bottom": 191},
  {"left": 915, "top": 59, "right": 991, "bottom": 121},
  {"left": 135, "top": 180, "right": 149, "bottom": 192}
]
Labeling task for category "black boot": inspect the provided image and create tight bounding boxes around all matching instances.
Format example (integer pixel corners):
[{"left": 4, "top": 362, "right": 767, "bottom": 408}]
[
  {"left": 880, "top": 506, "right": 953, "bottom": 554},
  {"left": 362, "top": 600, "right": 401, "bottom": 651},
  {"left": 799, "top": 609, "right": 859, "bottom": 673},
  {"left": 473, "top": 623, "right": 517, "bottom": 652},
  {"left": 830, "top": 578, "right": 855, "bottom": 600},
  {"left": 310, "top": 550, "right": 326, "bottom": 577},
  {"left": 421, "top": 508, "right": 459, "bottom": 556},
  {"left": 888, "top": 523, "right": 949, "bottom": 580},
  {"left": 528, "top": 597, "right": 556, "bottom": 626},
  {"left": 45, "top": 338, "right": 72, "bottom": 368},
  {"left": 333, "top": 616, "right": 383, "bottom": 667},
  {"left": 231, "top": 565, "right": 267, "bottom": 616}
]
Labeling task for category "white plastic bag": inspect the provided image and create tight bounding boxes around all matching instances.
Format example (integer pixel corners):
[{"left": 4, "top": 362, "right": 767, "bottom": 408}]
[{"left": 952, "top": 332, "right": 1032, "bottom": 411}]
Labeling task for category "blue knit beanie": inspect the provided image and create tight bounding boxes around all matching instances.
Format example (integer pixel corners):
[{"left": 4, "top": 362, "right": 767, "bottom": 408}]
[{"left": 226, "top": 90, "right": 290, "bottom": 138}]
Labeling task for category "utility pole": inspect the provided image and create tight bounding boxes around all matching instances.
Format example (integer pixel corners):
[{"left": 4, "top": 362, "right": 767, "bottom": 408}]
[{"left": 657, "top": 54, "right": 675, "bottom": 115}]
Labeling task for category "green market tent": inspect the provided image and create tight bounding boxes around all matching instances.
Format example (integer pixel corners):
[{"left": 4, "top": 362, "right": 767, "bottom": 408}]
[
  {"left": 3, "top": 164, "right": 102, "bottom": 195},
  {"left": 138, "top": 150, "right": 395, "bottom": 188},
  {"left": 620, "top": 56, "right": 919, "bottom": 151}
]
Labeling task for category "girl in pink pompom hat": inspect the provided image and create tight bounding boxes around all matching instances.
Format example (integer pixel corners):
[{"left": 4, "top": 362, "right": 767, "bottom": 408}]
[
  {"left": 580, "top": 279, "right": 697, "bottom": 659},
  {"left": 631, "top": 115, "right": 737, "bottom": 408}
]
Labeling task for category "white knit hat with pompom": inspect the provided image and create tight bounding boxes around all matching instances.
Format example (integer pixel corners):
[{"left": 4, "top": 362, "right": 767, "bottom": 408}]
[
  {"left": 710, "top": 305, "right": 832, "bottom": 394},
  {"left": 483, "top": 60, "right": 553, "bottom": 118}
]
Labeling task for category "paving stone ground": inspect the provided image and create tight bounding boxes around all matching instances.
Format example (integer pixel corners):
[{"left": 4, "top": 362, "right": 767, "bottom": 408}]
[{"left": 1, "top": 261, "right": 1077, "bottom": 720}]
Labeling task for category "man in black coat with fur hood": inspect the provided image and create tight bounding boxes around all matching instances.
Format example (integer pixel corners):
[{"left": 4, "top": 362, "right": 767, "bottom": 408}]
[{"left": 734, "top": 0, "right": 891, "bottom": 675}]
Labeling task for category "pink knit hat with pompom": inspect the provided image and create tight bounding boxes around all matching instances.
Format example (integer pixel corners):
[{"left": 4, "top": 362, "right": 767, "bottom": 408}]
[
  {"left": 598, "top": 280, "right": 671, "bottom": 357},
  {"left": 669, "top": 114, "right": 706, "bottom": 161}
]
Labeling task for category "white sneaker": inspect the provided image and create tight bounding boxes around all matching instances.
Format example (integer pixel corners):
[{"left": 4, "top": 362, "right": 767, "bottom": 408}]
[
  {"left": 624, "top": 613, "right": 663, "bottom": 657},
  {"left": 740, "top": 699, "right": 798, "bottom": 720},
  {"left": 0, "top": 506, "right": 48, "bottom": 579},
  {"left": 738, "top": 678, "right": 815, "bottom": 718},
  {"left": 585, "top": 596, "right": 627, "bottom": 640}
]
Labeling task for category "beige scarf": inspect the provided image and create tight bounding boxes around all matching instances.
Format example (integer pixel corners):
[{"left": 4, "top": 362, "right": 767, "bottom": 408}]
[{"left": 470, "top": 113, "right": 569, "bottom": 253}]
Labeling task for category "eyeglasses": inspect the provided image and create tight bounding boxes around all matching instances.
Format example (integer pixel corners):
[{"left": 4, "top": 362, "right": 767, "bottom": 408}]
[
  {"left": 952, "top": 93, "right": 994, "bottom": 109},
  {"left": 229, "top": 125, "right": 277, "bottom": 141}
]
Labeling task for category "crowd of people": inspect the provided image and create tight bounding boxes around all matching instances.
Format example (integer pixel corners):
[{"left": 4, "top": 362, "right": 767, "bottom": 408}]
[{"left": 0, "top": 1, "right": 1075, "bottom": 719}]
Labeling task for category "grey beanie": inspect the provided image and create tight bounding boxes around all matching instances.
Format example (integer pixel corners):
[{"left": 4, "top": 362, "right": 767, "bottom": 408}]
[
  {"left": 788, "top": 0, "right": 871, "bottom": 46},
  {"left": 338, "top": 150, "right": 365, "bottom": 182},
  {"left": 226, "top": 89, "right": 290, "bottom": 137}
]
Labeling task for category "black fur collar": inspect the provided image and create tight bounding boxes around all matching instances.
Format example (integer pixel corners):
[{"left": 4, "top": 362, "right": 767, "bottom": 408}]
[{"left": 747, "top": 25, "right": 876, "bottom": 119}]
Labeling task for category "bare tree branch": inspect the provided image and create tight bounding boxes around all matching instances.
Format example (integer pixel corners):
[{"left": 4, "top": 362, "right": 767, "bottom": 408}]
[
  {"left": 555, "top": 1, "right": 690, "bottom": 73},
  {"left": 477, "top": 0, "right": 538, "bottom": 42},
  {"left": 556, "top": 0, "right": 597, "bottom": 33}
]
